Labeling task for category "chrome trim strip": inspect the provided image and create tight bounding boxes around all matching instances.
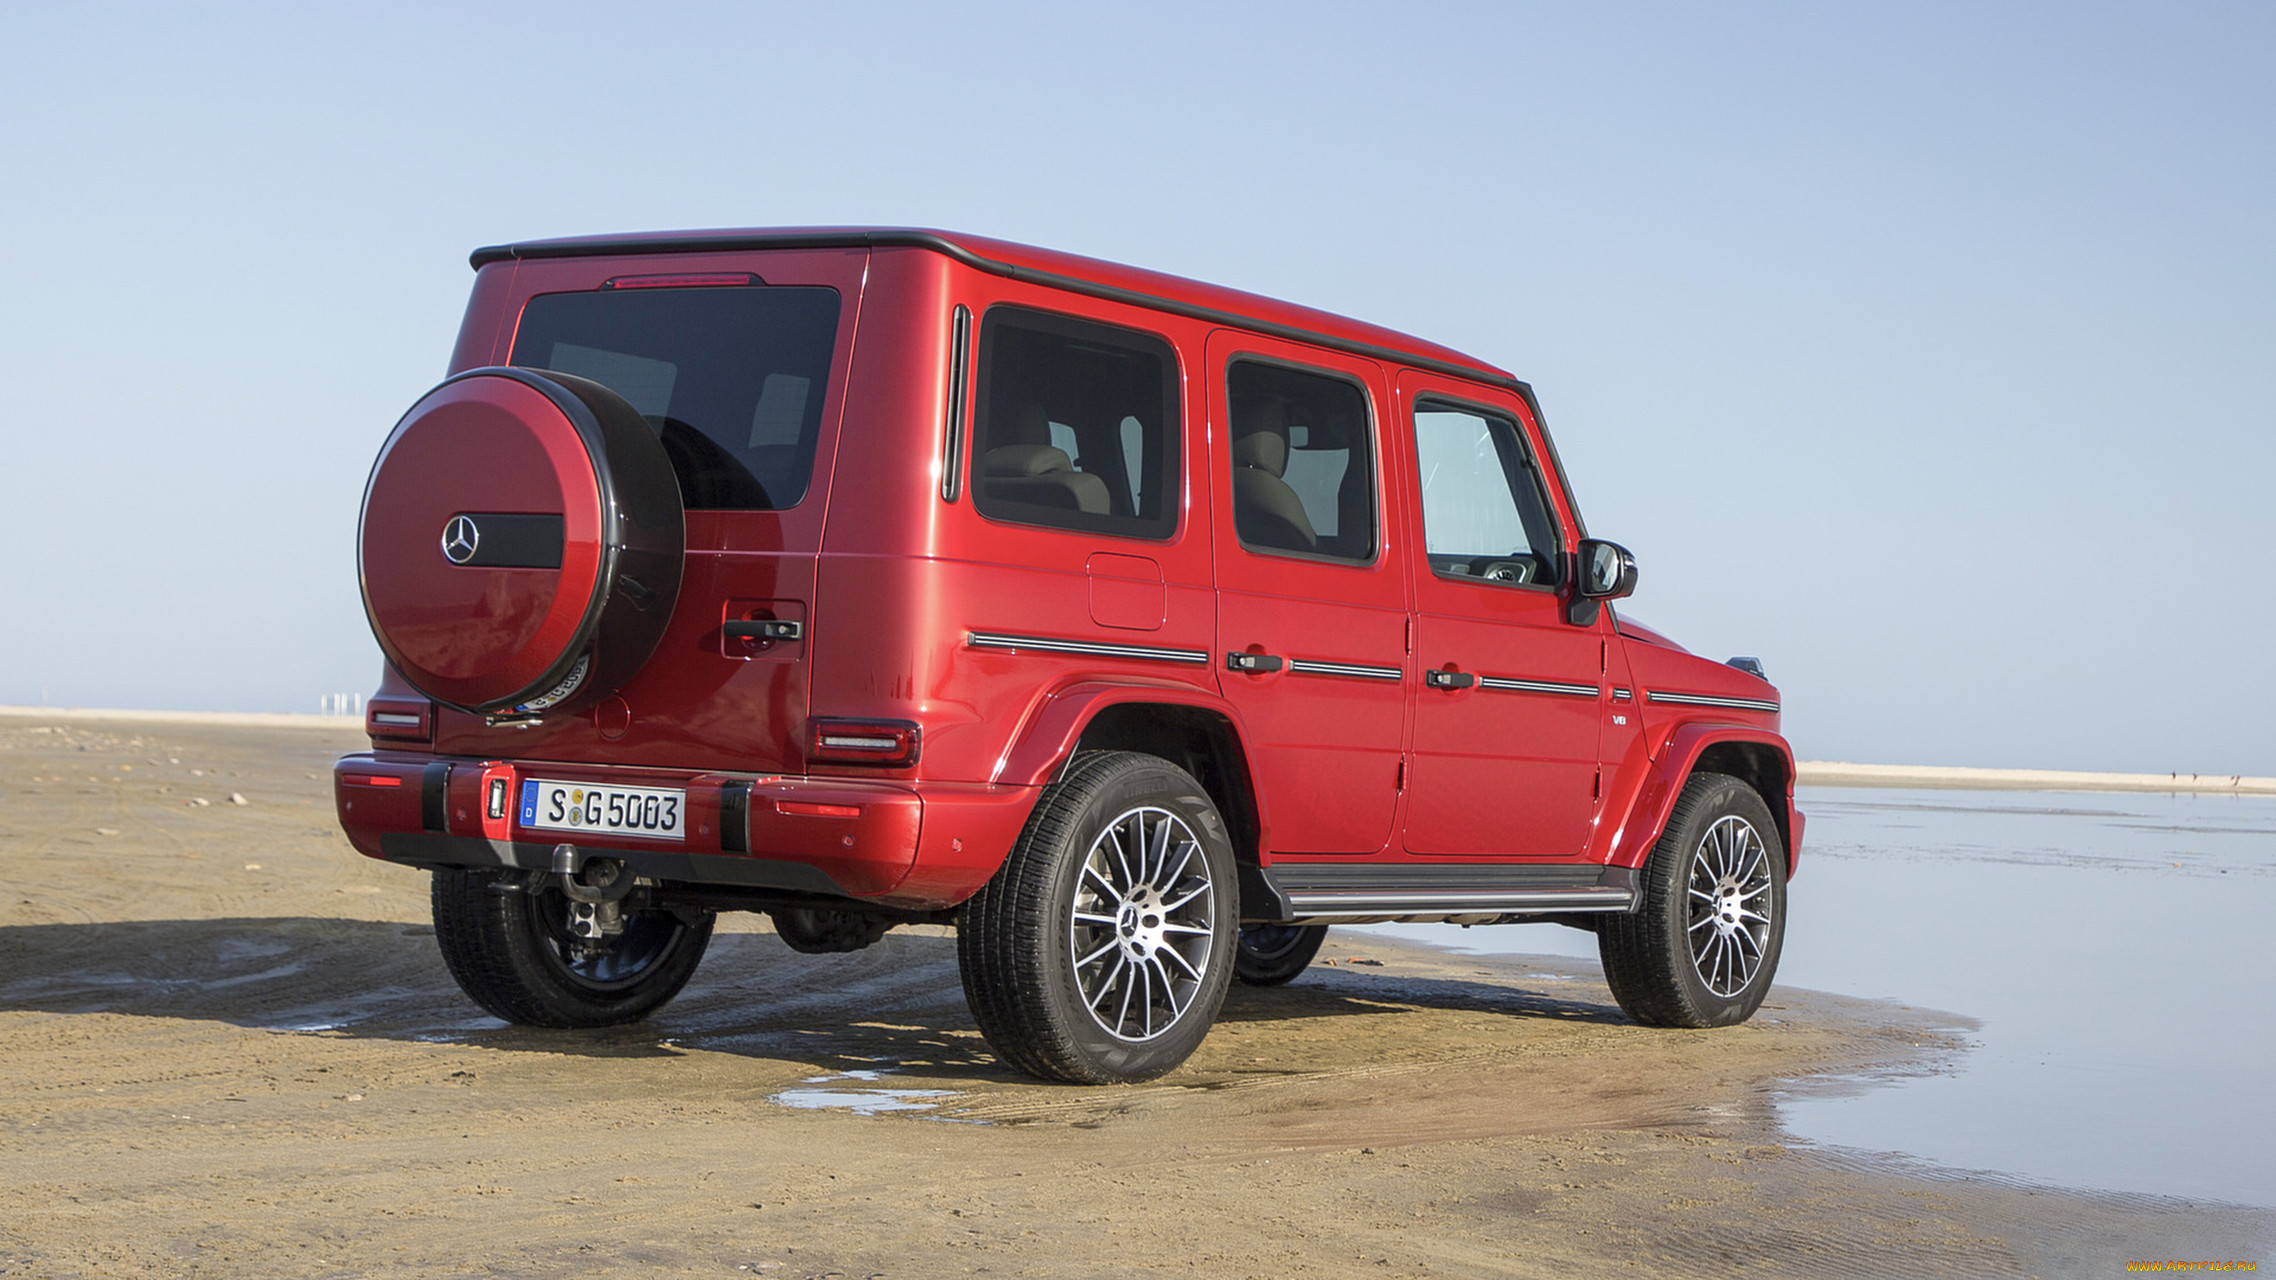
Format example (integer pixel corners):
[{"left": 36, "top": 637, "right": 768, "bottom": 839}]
[
  {"left": 1283, "top": 887, "right": 1636, "bottom": 915},
  {"left": 967, "top": 631, "right": 1210, "bottom": 665},
  {"left": 1286, "top": 658, "right": 1404, "bottom": 682},
  {"left": 1646, "top": 690, "right": 1781, "bottom": 713},
  {"left": 1612, "top": 687, "right": 1633, "bottom": 701},
  {"left": 1477, "top": 675, "right": 1600, "bottom": 699},
  {"left": 939, "top": 304, "right": 971, "bottom": 502}
]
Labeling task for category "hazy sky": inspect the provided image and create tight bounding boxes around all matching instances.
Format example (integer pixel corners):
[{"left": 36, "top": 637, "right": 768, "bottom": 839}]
[{"left": 2, "top": 3, "right": 2269, "bottom": 774}]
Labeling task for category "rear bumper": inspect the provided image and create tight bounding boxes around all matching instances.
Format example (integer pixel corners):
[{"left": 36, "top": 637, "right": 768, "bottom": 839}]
[{"left": 335, "top": 753, "right": 1036, "bottom": 910}]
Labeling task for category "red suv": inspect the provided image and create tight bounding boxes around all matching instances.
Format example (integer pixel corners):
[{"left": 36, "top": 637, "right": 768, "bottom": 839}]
[{"left": 339, "top": 228, "right": 1799, "bottom": 1083}]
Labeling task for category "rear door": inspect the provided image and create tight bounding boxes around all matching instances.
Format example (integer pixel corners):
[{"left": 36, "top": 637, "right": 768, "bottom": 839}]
[
  {"left": 1207, "top": 331, "right": 1410, "bottom": 856},
  {"left": 1394, "top": 371, "right": 1605, "bottom": 857},
  {"left": 434, "top": 248, "right": 867, "bottom": 773}
]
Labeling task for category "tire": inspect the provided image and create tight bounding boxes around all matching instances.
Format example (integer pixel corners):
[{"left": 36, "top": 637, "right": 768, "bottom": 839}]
[
  {"left": 1598, "top": 772, "right": 1787, "bottom": 1028},
  {"left": 957, "top": 752, "right": 1238, "bottom": 1084},
  {"left": 430, "top": 868, "right": 714, "bottom": 1028},
  {"left": 360, "top": 368, "right": 684, "bottom": 716},
  {"left": 1233, "top": 923, "right": 1328, "bottom": 986}
]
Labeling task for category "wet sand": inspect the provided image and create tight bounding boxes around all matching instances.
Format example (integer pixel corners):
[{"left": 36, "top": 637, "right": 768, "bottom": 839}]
[{"left": 0, "top": 716, "right": 2267, "bottom": 1278}]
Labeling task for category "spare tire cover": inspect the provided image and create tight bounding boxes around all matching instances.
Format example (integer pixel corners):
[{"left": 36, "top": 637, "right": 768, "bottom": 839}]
[{"left": 359, "top": 367, "right": 684, "bottom": 716}]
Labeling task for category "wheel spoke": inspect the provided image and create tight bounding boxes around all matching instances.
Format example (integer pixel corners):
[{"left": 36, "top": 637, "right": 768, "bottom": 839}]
[
  {"left": 1135, "top": 960, "right": 1154, "bottom": 1038},
  {"left": 1146, "top": 956, "right": 1178, "bottom": 1016},
  {"left": 1112, "top": 956, "right": 1138, "bottom": 1030},
  {"left": 1065, "top": 801, "right": 1219, "bottom": 1045},
  {"left": 1159, "top": 880, "right": 1210, "bottom": 914},
  {"left": 1108, "top": 825, "right": 1137, "bottom": 890},
  {"left": 1081, "top": 861, "right": 1125, "bottom": 905},
  {"left": 1146, "top": 814, "right": 1175, "bottom": 886},
  {"left": 1088, "top": 953, "right": 1126, "bottom": 1008}
]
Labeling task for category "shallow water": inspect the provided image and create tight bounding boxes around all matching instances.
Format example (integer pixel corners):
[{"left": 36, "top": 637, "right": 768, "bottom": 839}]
[{"left": 1361, "top": 786, "right": 2276, "bottom": 1207}]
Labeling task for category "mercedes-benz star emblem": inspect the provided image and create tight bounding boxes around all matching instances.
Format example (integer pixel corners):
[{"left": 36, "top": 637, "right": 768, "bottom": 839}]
[{"left": 440, "top": 515, "right": 481, "bottom": 565}]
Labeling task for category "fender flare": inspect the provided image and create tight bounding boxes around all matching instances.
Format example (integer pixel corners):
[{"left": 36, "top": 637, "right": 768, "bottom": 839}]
[
  {"left": 1601, "top": 722, "right": 1802, "bottom": 875},
  {"left": 991, "top": 677, "right": 1274, "bottom": 841},
  {"left": 994, "top": 678, "right": 1250, "bottom": 783}
]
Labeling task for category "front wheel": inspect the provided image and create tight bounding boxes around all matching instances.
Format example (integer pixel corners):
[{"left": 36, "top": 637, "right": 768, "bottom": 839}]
[
  {"left": 957, "top": 752, "right": 1238, "bottom": 1083},
  {"left": 431, "top": 868, "right": 714, "bottom": 1028},
  {"left": 1234, "top": 923, "right": 1328, "bottom": 986},
  {"left": 1598, "top": 772, "right": 1786, "bottom": 1027}
]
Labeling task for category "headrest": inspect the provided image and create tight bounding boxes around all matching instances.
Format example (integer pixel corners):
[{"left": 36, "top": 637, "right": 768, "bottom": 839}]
[
  {"left": 1232, "top": 430, "right": 1288, "bottom": 477},
  {"left": 1009, "top": 403, "right": 1053, "bottom": 446},
  {"left": 984, "top": 444, "right": 1074, "bottom": 477}
]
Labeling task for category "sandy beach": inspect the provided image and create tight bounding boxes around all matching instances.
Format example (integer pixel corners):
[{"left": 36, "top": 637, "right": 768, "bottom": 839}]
[{"left": 0, "top": 714, "right": 2266, "bottom": 1277}]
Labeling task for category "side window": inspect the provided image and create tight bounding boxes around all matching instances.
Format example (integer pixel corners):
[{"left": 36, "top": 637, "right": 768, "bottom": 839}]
[
  {"left": 1412, "top": 401, "right": 1564, "bottom": 587},
  {"left": 1226, "top": 360, "right": 1377, "bottom": 563},
  {"left": 970, "top": 307, "right": 1180, "bottom": 540}
]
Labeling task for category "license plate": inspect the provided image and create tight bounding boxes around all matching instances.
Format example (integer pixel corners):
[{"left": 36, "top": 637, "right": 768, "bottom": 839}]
[{"left": 519, "top": 780, "right": 685, "bottom": 841}]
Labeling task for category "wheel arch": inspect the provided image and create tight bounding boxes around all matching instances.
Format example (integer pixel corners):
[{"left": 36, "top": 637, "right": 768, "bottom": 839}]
[
  {"left": 992, "top": 682, "right": 1279, "bottom": 919},
  {"left": 1606, "top": 723, "right": 1801, "bottom": 877}
]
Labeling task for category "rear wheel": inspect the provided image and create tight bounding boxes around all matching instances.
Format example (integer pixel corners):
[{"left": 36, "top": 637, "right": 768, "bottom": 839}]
[
  {"left": 1599, "top": 772, "right": 1786, "bottom": 1027},
  {"left": 1233, "top": 923, "right": 1328, "bottom": 986},
  {"left": 957, "top": 752, "right": 1237, "bottom": 1083},
  {"left": 431, "top": 868, "right": 713, "bottom": 1027}
]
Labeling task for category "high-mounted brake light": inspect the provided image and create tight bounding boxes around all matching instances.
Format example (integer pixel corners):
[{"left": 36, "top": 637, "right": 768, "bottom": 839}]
[
  {"left": 807, "top": 718, "right": 921, "bottom": 767},
  {"left": 601, "top": 272, "right": 760, "bottom": 290}
]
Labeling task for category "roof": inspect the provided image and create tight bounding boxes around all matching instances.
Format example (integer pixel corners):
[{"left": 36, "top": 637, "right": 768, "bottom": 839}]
[{"left": 469, "top": 226, "right": 1522, "bottom": 393}]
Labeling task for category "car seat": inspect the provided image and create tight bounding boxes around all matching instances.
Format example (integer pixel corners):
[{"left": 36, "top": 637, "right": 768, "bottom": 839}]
[
  {"left": 1231, "top": 400, "right": 1319, "bottom": 552},
  {"left": 983, "top": 403, "right": 1112, "bottom": 514}
]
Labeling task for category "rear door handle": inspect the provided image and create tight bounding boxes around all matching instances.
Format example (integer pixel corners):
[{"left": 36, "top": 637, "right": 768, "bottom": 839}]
[
  {"left": 725, "top": 619, "right": 802, "bottom": 642},
  {"left": 1424, "top": 668, "right": 1476, "bottom": 690},
  {"left": 1226, "top": 652, "right": 1284, "bottom": 674}
]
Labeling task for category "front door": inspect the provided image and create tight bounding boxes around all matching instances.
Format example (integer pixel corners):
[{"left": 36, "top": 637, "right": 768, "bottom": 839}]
[
  {"left": 1207, "top": 331, "right": 1409, "bottom": 856},
  {"left": 1395, "top": 372, "right": 1605, "bottom": 856}
]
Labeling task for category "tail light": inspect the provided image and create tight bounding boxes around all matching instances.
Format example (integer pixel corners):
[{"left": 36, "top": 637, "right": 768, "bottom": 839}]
[
  {"left": 366, "top": 697, "right": 434, "bottom": 743},
  {"left": 807, "top": 718, "right": 920, "bottom": 767}
]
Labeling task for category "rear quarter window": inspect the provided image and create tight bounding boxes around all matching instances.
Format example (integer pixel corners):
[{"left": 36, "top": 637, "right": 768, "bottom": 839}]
[
  {"left": 509, "top": 284, "right": 841, "bottom": 510},
  {"left": 970, "top": 306, "right": 1181, "bottom": 541}
]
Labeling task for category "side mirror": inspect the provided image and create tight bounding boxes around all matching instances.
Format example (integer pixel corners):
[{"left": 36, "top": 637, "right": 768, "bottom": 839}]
[
  {"left": 1566, "top": 539, "right": 1637, "bottom": 626},
  {"left": 1579, "top": 539, "right": 1637, "bottom": 600}
]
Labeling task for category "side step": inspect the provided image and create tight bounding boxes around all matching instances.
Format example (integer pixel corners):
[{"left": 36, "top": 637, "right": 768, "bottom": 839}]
[{"left": 1256, "top": 860, "right": 1637, "bottom": 924}]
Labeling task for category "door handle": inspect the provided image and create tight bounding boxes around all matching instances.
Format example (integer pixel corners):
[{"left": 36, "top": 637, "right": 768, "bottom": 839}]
[
  {"left": 725, "top": 619, "right": 802, "bottom": 642},
  {"left": 1424, "top": 668, "right": 1476, "bottom": 690},
  {"left": 1226, "top": 652, "right": 1284, "bottom": 674}
]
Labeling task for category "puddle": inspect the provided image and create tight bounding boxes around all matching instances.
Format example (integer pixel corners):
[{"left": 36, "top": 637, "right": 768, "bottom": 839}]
[
  {"left": 1362, "top": 786, "right": 2276, "bottom": 1208},
  {"left": 766, "top": 1068, "right": 964, "bottom": 1118}
]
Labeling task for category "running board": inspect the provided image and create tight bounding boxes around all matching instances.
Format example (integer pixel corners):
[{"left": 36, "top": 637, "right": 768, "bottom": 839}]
[{"left": 1256, "top": 860, "right": 1637, "bottom": 924}]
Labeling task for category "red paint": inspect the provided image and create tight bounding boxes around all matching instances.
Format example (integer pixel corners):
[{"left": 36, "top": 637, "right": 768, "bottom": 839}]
[
  {"left": 358, "top": 375, "right": 603, "bottom": 707},
  {"left": 341, "top": 228, "right": 1798, "bottom": 911}
]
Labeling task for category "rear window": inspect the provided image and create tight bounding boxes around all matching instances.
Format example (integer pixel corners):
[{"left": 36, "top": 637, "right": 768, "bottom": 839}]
[{"left": 509, "top": 284, "right": 841, "bottom": 510}]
